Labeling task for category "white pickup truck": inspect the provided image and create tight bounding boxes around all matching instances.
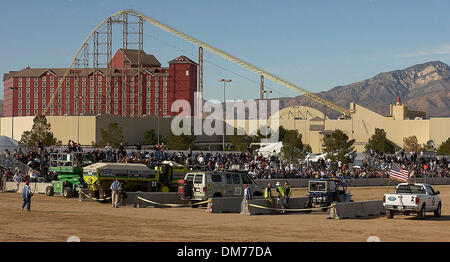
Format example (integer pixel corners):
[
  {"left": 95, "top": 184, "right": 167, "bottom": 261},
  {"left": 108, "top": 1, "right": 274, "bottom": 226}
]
[{"left": 383, "top": 183, "right": 442, "bottom": 220}]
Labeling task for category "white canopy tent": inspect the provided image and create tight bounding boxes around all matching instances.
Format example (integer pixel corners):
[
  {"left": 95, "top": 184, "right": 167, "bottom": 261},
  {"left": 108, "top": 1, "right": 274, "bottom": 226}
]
[
  {"left": 0, "top": 136, "right": 19, "bottom": 152},
  {"left": 255, "top": 142, "right": 283, "bottom": 158}
]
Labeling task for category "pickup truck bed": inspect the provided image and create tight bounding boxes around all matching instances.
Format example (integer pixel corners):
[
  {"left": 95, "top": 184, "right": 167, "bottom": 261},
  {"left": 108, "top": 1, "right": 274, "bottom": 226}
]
[{"left": 383, "top": 183, "right": 441, "bottom": 220}]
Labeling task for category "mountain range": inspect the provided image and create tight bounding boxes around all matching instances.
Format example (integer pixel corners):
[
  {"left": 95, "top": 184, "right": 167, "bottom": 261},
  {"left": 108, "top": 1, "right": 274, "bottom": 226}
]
[{"left": 279, "top": 61, "right": 450, "bottom": 118}]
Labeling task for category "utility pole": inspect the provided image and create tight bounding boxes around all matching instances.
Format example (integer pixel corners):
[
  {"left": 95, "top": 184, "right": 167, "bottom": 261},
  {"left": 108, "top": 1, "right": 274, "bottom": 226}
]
[
  {"left": 260, "top": 75, "right": 264, "bottom": 101},
  {"left": 10, "top": 87, "right": 18, "bottom": 140},
  {"left": 218, "top": 79, "right": 231, "bottom": 151}
]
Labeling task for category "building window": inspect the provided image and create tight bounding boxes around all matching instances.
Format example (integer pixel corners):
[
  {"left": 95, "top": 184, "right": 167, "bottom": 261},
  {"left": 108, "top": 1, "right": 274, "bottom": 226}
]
[
  {"left": 155, "top": 81, "right": 159, "bottom": 87},
  {"left": 42, "top": 82, "right": 46, "bottom": 87},
  {"left": 50, "top": 76, "right": 54, "bottom": 81},
  {"left": 163, "top": 110, "right": 167, "bottom": 115},
  {"left": 42, "top": 76, "right": 46, "bottom": 81},
  {"left": 163, "top": 93, "right": 167, "bottom": 98},
  {"left": 34, "top": 93, "right": 38, "bottom": 98},
  {"left": 18, "top": 110, "right": 22, "bottom": 116},
  {"left": 50, "top": 82, "right": 54, "bottom": 87},
  {"left": 147, "top": 76, "right": 151, "bottom": 81},
  {"left": 163, "top": 81, "right": 167, "bottom": 87},
  {"left": 186, "top": 70, "right": 189, "bottom": 76},
  {"left": 18, "top": 82, "right": 22, "bottom": 87},
  {"left": 34, "top": 82, "right": 38, "bottom": 87}
]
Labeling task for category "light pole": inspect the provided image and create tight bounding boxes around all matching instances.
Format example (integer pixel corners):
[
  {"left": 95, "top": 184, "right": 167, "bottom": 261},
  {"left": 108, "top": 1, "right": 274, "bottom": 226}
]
[
  {"left": 9, "top": 87, "right": 18, "bottom": 140},
  {"left": 263, "top": 90, "right": 272, "bottom": 140},
  {"left": 157, "top": 109, "right": 162, "bottom": 145},
  {"left": 263, "top": 90, "right": 272, "bottom": 100},
  {"left": 218, "top": 78, "right": 231, "bottom": 151},
  {"left": 75, "top": 95, "right": 85, "bottom": 144}
]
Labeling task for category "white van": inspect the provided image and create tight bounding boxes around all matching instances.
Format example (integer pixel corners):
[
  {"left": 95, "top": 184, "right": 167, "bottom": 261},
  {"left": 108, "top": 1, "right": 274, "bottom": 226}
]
[{"left": 178, "top": 171, "right": 263, "bottom": 205}]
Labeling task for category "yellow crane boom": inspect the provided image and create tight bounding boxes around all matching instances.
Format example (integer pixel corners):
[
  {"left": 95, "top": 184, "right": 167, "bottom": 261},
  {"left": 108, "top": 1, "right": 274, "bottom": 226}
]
[{"left": 44, "top": 9, "right": 350, "bottom": 117}]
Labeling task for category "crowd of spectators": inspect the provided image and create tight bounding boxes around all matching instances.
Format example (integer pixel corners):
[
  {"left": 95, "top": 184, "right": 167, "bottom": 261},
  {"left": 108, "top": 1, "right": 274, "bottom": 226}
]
[{"left": 1, "top": 141, "right": 449, "bottom": 185}]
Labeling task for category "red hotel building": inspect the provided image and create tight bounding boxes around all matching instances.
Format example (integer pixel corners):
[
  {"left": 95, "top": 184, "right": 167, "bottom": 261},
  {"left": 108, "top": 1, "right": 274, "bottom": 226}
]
[{"left": 3, "top": 49, "right": 197, "bottom": 117}]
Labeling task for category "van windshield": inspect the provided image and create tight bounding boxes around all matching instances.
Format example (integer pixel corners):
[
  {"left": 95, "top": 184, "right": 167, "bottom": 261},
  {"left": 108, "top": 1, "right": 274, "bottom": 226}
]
[
  {"left": 186, "top": 174, "right": 195, "bottom": 183},
  {"left": 194, "top": 174, "right": 203, "bottom": 184}
]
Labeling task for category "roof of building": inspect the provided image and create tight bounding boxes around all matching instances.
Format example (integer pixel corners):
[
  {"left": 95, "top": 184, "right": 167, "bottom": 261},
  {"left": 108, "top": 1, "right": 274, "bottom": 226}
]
[
  {"left": 168, "top": 55, "right": 198, "bottom": 65},
  {"left": 119, "top": 49, "right": 161, "bottom": 67},
  {"left": 3, "top": 67, "right": 169, "bottom": 80}
]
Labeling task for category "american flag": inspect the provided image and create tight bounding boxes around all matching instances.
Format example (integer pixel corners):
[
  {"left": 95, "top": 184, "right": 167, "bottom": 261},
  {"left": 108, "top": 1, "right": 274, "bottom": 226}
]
[{"left": 389, "top": 163, "right": 409, "bottom": 182}]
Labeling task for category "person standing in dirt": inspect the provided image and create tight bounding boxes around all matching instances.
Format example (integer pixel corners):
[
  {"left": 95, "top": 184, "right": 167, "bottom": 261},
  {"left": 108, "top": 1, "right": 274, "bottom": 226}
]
[
  {"left": 118, "top": 181, "right": 126, "bottom": 206},
  {"left": 21, "top": 181, "right": 33, "bottom": 212},
  {"left": 110, "top": 178, "right": 121, "bottom": 208},
  {"left": 276, "top": 181, "right": 286, "bottom": 214},
  {"left": 264, "top": 183, "right": 275, "bottom": 212},
  {"left": 284, "top": 182, "right": 292, "bottom": 209}
]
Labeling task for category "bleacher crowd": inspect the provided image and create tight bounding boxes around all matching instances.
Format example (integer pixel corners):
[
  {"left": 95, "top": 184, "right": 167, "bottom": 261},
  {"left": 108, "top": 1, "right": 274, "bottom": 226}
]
[{"left": 1, "top": 141, "right": 449, "bottom": 185}]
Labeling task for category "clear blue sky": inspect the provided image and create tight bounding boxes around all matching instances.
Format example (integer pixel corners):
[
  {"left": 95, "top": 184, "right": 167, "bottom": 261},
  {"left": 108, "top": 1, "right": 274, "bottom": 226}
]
[{"left": 1, "top": 0, "right": 450, "bottom": 100}]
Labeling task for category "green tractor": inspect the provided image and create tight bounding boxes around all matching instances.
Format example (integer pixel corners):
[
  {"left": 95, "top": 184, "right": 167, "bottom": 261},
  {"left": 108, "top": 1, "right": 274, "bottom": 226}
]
[{"left": 46, "top": 152, "right": 91, "bottom": 198}]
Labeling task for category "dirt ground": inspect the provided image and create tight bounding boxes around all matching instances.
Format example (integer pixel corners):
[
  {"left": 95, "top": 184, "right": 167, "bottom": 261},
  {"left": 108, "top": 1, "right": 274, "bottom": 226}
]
[{"left": 1, "top": 186, "right": 450, "bottom": 242}]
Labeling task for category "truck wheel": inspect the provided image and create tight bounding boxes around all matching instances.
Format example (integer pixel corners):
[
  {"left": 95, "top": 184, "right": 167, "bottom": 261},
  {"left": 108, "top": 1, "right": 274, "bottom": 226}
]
[
  {"left": 45, "top": 186, "right": 54, "bottom": 196},
  {"left": 63, "top": 187, "right": 73, "bottom": 198},
  {"left": 189, "top": 201, "right": 198, "bottom": 208},
  {"left": 304, "top": 202, "right": 313, "bottom": 213},
  {"left": 417, "top": 204, "right": 426, "bottom": 220},
  {"left": 434, "top": 203, "right": 442, "bottom": 217},
  {"left": 386, "top": 209, "right": 394, "bottom": 219}
]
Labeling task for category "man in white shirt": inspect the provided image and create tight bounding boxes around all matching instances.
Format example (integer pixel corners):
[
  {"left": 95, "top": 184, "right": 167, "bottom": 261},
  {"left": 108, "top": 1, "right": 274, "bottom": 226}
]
[{"left": 110, "top": 178, "right": 121, "bottom": 208}]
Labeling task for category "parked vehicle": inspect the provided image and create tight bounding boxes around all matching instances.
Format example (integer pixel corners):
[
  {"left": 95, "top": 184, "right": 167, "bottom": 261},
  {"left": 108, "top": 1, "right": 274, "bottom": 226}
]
[
  {"left": 178, "top": 171, "right": 263, "bottom": 207},
  {"left": 383, "top": 183, "right": 441, "bottom": 220},
  {"left": 307, "top": 178, "right": 352, "bottom": 211}
]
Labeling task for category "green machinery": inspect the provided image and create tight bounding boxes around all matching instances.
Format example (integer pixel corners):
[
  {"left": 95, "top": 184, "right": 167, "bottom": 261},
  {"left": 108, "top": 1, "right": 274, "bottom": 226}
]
[
  {"left": 46, "top": 152, "right": 91, "bottom": 198},
  {"left": 83, "top": 160, "right": 190, "bottom": 200}
]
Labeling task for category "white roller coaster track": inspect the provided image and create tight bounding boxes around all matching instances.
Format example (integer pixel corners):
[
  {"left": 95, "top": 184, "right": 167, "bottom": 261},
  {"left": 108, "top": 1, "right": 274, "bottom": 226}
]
[{"left": 44, "top": 9, "right": 351, "bottom": 117}]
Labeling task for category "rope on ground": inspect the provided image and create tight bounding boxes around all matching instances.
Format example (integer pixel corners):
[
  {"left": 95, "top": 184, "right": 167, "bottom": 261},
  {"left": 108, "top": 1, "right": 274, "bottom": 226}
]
[
  {"left": 137, "top": 196, "right": 210, "bottom": 207},
  {"left": 247, "top": 203, "right": 336, "bottom": 212},
  {"left": 79, "top": 190, "right": 111, "bottom": 201}
]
